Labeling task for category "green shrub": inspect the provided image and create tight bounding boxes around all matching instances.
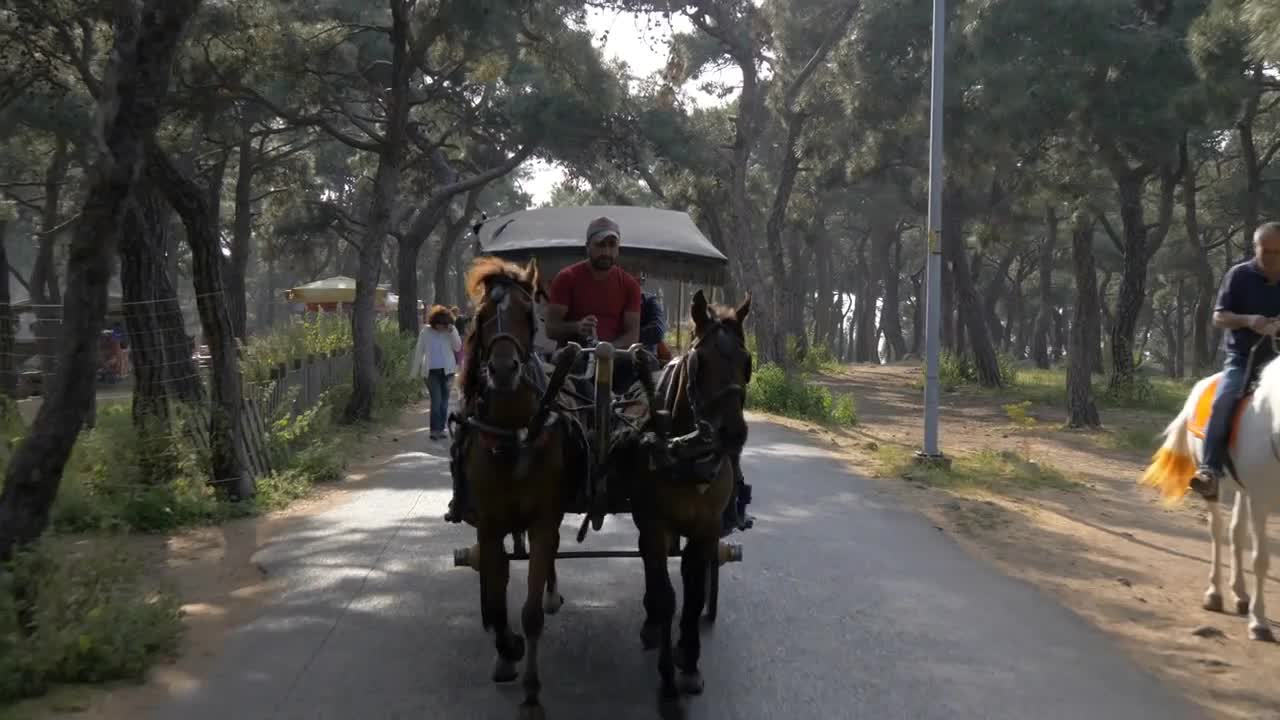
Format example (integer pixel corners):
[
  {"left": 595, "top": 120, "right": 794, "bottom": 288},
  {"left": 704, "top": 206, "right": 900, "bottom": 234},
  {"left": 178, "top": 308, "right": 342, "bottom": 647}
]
[
  {"left": 0, "top": 539, "right": 183, "bottom": 703},
  {"left": 746, "top": 363, "right": 857, "bottom": 427},
  {"left": 931, "top": 350, "right": 1021, "bottom": 391},
  {"left": 241, "top": 313, "right": 352, "bottom": 383}
]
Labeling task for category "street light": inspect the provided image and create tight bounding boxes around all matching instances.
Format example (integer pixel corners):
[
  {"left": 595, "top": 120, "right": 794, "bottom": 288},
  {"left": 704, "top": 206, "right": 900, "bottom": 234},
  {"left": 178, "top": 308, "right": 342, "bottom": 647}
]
[{"left": 917, "top": 0, "right": 948, "bottom": 467}]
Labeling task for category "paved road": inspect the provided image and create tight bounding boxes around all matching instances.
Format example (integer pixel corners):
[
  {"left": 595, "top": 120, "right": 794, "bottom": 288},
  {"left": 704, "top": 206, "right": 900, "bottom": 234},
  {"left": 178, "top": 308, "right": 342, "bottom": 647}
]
[{"left": 150, "top": 416, "right": 1204, "bottom": 720}]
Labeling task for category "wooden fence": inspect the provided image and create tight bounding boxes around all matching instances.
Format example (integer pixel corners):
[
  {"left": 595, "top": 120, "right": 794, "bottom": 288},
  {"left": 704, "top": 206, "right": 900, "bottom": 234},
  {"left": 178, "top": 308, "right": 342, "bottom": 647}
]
[{"left": 186, "top": 350, "right": 353, "bottom": 486}]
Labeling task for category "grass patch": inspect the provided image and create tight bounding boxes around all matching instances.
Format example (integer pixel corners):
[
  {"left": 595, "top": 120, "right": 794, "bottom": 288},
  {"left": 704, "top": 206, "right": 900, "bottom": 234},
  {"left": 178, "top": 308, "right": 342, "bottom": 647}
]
[
  {"left": 746, "top": 363, "right": 857, "bottom": 427},
  {"left": 0, "top": 538, "right": 183, "bottom": 705},
  {"left": 911, "top": 358, "right": 1196, "bottom": 418},
  {"left": 875, "top": 442, "right": 1078, "bottom": 494},
  {"left": 1087, "top": 422, "right": 1165, "bottom": 454},
  {"left": 0, "top": 317, "right": 423, "bottom": 711}
]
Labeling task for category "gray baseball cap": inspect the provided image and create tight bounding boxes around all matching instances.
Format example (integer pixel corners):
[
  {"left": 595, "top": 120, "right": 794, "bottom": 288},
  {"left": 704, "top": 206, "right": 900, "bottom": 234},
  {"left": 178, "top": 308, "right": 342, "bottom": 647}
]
[{"left": 586, "top": 216, "right": 620, "bottom": 244}]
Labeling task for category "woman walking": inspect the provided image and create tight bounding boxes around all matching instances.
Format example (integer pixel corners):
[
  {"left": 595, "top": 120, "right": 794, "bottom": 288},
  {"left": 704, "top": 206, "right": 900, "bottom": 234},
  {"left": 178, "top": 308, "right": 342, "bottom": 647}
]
[{"left": 410, "top": 305, "right": 463, "bottom": 440}]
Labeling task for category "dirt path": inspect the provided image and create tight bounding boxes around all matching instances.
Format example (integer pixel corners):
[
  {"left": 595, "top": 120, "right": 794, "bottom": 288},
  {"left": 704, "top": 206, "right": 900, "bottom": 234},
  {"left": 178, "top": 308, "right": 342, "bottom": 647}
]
[
  {"left": 771, "top": 362, "right": 1280, "bottom": 720},
  {"left": 10, "top": 402, "right": 433, "bottom": 720}
]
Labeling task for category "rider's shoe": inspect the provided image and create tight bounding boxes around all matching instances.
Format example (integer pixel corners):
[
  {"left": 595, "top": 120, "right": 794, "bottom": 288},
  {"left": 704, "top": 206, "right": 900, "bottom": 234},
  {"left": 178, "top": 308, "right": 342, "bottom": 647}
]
[{"left": 1190, "top": 467, "right": 1221, "bottom": 502}]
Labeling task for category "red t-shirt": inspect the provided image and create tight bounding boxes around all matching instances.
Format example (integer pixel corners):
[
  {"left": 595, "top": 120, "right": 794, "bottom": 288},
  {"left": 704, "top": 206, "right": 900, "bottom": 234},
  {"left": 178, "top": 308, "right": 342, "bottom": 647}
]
[{"left": 548, "top": 260, "right": 642, "bottom": 342}]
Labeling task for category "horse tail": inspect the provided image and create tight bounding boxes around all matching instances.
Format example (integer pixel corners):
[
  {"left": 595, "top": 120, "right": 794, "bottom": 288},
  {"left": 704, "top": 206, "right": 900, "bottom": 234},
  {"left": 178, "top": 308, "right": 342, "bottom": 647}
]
[{"left": 1139, "top": 385, "right": 1200, "bottom": 504}]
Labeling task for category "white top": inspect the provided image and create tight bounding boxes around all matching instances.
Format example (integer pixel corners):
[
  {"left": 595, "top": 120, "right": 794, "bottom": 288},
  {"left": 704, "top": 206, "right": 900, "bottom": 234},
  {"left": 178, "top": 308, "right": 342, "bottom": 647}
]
[{"left": 409, "top": 324, "right": 462, "bottom": 378}]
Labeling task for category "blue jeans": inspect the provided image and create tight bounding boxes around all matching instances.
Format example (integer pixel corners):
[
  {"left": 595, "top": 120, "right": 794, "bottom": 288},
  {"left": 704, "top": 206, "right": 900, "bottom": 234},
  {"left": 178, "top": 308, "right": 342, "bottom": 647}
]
[
  {"left": 426, "top": 369, "right": 452, "bottom": 435},
  {"left": 1202, "top": 360, "right": 1249, "bottom": 473}
]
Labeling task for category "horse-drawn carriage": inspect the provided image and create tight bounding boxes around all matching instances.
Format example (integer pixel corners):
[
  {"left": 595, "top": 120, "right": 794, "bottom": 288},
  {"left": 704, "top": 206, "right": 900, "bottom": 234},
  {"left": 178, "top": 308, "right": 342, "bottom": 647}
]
[{"left": 445, "top": 205, "right": 754, "bottom": 713}]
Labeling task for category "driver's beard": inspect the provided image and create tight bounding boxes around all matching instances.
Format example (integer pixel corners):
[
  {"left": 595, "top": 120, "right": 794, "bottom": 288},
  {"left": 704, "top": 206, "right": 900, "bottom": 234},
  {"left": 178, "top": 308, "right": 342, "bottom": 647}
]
[{"left": 590, "top": 257, "right": 614, "bottom": 271}]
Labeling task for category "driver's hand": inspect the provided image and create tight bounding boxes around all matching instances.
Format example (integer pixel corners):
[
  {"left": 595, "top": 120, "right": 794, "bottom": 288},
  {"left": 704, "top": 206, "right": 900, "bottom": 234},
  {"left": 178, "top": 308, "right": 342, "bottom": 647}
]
[
  {"left": 1249, "top": 315, "right": 1273, "bottom": 333},
  {"left": 1264, "top": 319, "right": 1280, "bottom": 337},
  {"left": 577, "top": 316, "right": 598, "bottom": 337}
]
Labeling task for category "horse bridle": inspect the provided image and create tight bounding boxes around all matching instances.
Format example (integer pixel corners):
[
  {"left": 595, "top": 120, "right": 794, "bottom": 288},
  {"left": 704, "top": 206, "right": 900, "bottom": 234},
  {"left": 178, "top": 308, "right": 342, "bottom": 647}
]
[
  {"left": 476, "top": 280, "right": 537, "bottom": 365},
  {"left": 683, "top": 324, "right": 751, "bottom": 430}
]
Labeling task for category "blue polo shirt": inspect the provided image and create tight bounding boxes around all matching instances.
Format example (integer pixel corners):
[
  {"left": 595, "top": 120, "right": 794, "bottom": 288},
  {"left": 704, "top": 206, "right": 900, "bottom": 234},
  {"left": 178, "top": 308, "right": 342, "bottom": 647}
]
[{"left": 1216, "top": 259, "right": 1280, "bottom": 365}]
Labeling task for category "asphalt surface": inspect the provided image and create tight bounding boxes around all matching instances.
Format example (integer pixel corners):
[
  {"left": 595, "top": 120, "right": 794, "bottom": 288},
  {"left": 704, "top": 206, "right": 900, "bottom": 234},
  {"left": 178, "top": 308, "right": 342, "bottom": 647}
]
[{"left": 150, "top": 415, "right": 1204, "bottom": 720}]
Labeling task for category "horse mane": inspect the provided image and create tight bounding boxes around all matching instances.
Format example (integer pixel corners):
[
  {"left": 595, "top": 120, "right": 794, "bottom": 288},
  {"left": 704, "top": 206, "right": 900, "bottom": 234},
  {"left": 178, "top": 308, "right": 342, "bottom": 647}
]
[{"left": 456, "top": 256, "right": 540, "bottom": 400}]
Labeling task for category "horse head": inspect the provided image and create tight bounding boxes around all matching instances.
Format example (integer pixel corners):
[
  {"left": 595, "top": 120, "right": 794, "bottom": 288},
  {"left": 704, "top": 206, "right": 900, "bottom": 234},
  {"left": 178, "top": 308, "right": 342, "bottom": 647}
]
[
  {"left": 460, "top": 256, "right": 544, "bottom": 396},
  {"left": 683, "top": 289, "right": 753, "bottom": 451}
]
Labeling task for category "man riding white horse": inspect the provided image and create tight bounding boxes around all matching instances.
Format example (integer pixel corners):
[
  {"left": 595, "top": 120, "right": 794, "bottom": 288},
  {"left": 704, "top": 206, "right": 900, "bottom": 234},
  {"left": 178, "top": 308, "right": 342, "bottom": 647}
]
[{"left": 1192, "top": 222, "right": 1280, "bottom": 502}]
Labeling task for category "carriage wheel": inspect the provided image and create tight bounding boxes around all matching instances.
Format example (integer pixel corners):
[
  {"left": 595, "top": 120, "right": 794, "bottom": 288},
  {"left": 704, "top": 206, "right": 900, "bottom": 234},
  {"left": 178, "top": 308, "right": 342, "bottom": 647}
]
[{"left": 705, "top": 556, "right": 720, "bottom": 623}]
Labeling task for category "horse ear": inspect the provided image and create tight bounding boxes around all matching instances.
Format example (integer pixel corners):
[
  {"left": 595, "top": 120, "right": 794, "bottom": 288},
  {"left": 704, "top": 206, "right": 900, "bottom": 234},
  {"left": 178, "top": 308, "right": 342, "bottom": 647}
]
[
  {"left": 525, "top": 257, "right": 540, "bottom": 288},
  {"left": 691, "top": 289, "right": 709, "bottom": 329},
  {"left": 735, "top": 293, "right": 751, "bottom": 324}
]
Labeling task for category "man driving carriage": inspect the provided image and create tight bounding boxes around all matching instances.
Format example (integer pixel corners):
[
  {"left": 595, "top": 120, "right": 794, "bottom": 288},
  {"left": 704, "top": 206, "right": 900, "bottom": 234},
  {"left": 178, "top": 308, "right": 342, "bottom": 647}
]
[
  {"left": 542, "top": 216, "right": 753, "bottom": 533},
  {"left": 1192, "top": 222, "right": 1280, "bottom": 502}
]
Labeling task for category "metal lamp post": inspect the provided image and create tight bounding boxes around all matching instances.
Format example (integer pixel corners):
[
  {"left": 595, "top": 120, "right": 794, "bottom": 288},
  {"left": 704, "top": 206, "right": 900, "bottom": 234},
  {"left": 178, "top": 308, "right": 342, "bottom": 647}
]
[{"left": 917, "top": 0, "right": 948, "bottom": 467}]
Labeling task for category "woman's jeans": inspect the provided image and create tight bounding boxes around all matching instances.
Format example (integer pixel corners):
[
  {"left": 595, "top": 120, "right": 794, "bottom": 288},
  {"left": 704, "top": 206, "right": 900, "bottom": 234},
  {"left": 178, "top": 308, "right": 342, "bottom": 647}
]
[{"left": 426, "top": 369, "right": 452, "bottom": 434}]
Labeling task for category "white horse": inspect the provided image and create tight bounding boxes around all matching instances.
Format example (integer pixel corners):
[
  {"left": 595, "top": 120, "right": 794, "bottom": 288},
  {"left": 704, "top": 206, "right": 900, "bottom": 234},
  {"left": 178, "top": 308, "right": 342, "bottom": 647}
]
[{"left": 1142, "top": 357, "right": 1279, "bottom": 642}]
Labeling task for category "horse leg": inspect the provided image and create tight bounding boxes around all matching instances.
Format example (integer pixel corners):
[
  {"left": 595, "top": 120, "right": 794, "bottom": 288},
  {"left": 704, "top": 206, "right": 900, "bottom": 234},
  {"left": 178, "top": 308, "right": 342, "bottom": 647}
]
[
  {"left": 639, "top": 526, "right": 679, "bottom": 705},
  {"left": 519, "top": 521, "right": 557, "bottom": 719},
  {"left": 1229, "top": 491, "right": 1252, "bottom": 615},
  {"left": 544, "top": 531, "right": 564, "bottom": 615},
  {"left": 674, "top": 536, "right": 711, "bottom": 696},
  {"left": 479, "top": 530, "right": 524, "bottom": 682},
  {"left": 1245, "top": 495, "right": 1274, "bottom": 642},
  {"left": 1203, "top": 497, "right": 1226, "bottom": 613}
]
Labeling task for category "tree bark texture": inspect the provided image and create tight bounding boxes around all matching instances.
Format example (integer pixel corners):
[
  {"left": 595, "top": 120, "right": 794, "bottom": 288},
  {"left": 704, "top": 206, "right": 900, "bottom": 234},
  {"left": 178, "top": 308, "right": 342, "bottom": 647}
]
[
  {"left": 147, "top": 145, "right": 250, "bottom": 499},
  {"left": 120, "top": 179, "right": 205, "bottom": 428},
  {"left": 943, "top": 186, "right": 1002, "bottom": 386},
  {"left": 0, "top": 0, "right": 203, "bottom": 563},
  {"left": 1067, "top": 217, "right": 1101, "bottom": 428},
  {"left": 1033, "top": 206, "right": 1058, "bottom": 368}
]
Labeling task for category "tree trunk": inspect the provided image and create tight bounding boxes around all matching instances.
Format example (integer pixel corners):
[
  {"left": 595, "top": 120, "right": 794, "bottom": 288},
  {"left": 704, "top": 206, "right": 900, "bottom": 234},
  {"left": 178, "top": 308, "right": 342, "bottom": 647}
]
[
  {"left": 1067, "top": 216, "right": 1101, "bottom": 428},
  {"left": 120, "top": 179, "right": 204, "bottom": 427},
  {"left": 879, "top": 227, "right": 908, "bottom": 359},
  {"left": 433, "top": 190, "right": 482, "bottom": 305},
  {"left": 0, "top": 218, "right": 14, "bottom": 398},
  {"left": 1182, "top": 138, "right": 1214, "bottom": 373},
  {"left": 395, "top": 233, "right": 426, "bottom": 334},
  {"left": 0, "top": 0, "right": 202, "bottom": 562},
  {"left": 943, "top": 186, "right": 1001, "bottom": 386},
  {"left": 148, "top": 146, "right": 250, "bottom": 498},
  {"left": 344, "top": 1, "right": 414, "bottom": 420},
  {"left": 1239, "top": 64, "right": 1265, "bottom": 252},
  {"left": 813, "top": 232, "right": 834, "bottom": 348},
  {"left": 31, "top": 135, "right": 69, "bottom": 382},
  {"left": 909, "top": 268, "right": 923, "bottom": 357},
  {"left": 1106, "top": 161, "right": 1177, "bottom": 396},
  {"left": 1033, "top": 206, "right": 1058, "bottom": 368},
  {"left": 119, "top": 179, "right": 203, "bottom": 483},
  {"left": 228, "top": 129, "right": 254, "bottom": 341},
  {"left": 940, "top": 250, "right": 955, "bottom": 351}
]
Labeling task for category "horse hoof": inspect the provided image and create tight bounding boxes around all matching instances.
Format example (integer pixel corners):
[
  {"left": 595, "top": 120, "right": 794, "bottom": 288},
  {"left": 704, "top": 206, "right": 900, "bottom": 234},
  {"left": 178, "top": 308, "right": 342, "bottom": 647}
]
[
  {"left": 501, "top": 634, "right": 526, "bottom": 663},
  {"left": 1203, "top": 591, "right": 1224, "bottom": 613},
  {"left": 518, "top": 701, "right": 546, "bottom": 720},
  {"left": 677, "top": 670, "right": 705, "bottom": 696},
  {"left": 1235, "top": 595, "right": 1251, "bottom": 615},
  {"left": 657, "top": 692, "right": 685, "bottom": 720},
  {"left": 1250, "top": 625, "right": 1276, "bottom": 643},
  {"left": 492, "top": 656, "right": 519, "bottom": 683},
  {"left": 640, "top": 622, "right": 661, "bottom": 651},
  {"left": 544, "top": 591, "right": 564, "bottom": 615}
]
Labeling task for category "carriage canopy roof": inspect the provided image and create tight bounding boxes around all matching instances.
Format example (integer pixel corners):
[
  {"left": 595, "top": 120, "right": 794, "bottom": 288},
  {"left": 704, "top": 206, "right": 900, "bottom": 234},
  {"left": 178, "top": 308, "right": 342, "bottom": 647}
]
[{"left": 476, "top": 205, "right": 729, "bottom": 285}]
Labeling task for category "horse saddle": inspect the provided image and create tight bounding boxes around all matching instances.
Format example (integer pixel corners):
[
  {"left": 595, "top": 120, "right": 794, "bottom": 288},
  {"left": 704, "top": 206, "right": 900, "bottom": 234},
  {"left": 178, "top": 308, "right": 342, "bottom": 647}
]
[{"left": 1187, "top": 372, "right": 1259, "bottom": 448}]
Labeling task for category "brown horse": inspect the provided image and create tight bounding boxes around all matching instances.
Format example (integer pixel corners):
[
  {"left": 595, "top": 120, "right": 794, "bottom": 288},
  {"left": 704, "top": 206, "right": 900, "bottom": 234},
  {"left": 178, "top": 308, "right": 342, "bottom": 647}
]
[
  {"left": 453, "top": 256, "right": 571, "bottom": 720},
  {"left": 621, "top": 289, "right": 752, "bottom": 710}
]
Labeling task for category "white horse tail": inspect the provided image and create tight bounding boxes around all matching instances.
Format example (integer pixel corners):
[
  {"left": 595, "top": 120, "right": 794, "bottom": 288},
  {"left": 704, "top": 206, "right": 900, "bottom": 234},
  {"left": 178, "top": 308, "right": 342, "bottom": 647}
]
[{"left": 1139, "top": 380, "right": 1204, "bottom": 504}]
